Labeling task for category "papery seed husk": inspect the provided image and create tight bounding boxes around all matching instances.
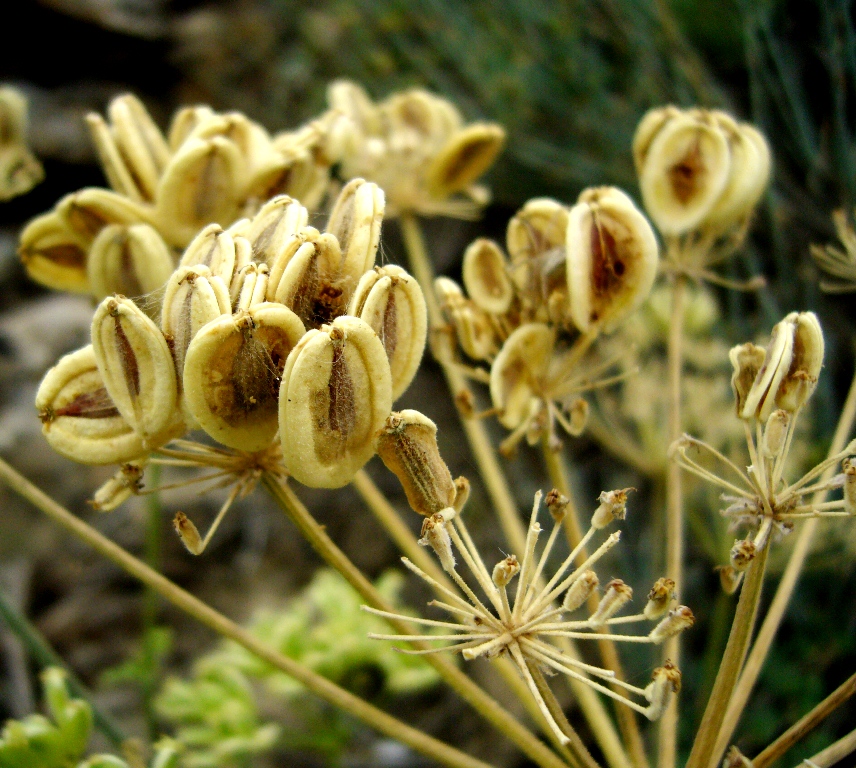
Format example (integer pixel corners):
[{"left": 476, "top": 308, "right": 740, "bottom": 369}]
[
  {"left": 352, "top": 266, "right": 427, "bottom": 400},
  {"left": 154, "top": 136, "right": 245, "bottom": 247},
  {"left": 161, "top": 264, "right": 231, "bottom": 382},
  {"left": 639, "top": 112, "right": 731, "bottom": 236},
  {"left": 87, "top": 223, "right": 175, "bottom": 302},
  {"left": 90, "top": 460, "right": 146, "bottom": 512},
  {"left": 273, "top": 234, "right": 344, "bottom": 328},
  {"left": 566, "top": 187, "right": 659, "bottom": 333},
  {"left": 19, "top": 210, "right": 90, "bottom": 293},
  {"left": 36, "top": 345, "right": 146, "bottom": 465},
  {"left": 775, "top": 311, "right": 824, "bottom": 412},
  {"left": 729, "top": 342, "right": 766, "bottom": 417},
  {"left": 462, "top": 238, "right": 514, "bottom": 315},
  {"left": 490, "top": 323, "right": 554, "bottom": 429},
  {"left": 435, "top": 277, "right": 497, "bottom": 361},
  {"left": 563, "top": 570, "right": 599, "bottom": 612},
  {"left": 58, "top": 187, "right": 152, "bottom": 243},
  {"left": 280, "top": 315, "right": 392, "bottom": 488},
  {"left": 232, "top": 262, "right": 270, "bottom": 312},
  {"left": 167, "top": 105, "right": 216, "bottom": 152},
  {"left": 741, "top": 318, "right": 795, "bottom": 421},
  {"left": 376, "top": 409, "right": 456, "bottom": 516},
  {"left": 183, "top": 303, "right": 305, "bottom": 451},
  {"left": 244, "top": 195, "right": 309, "bottom": 265},
  {"left": 326, "top": 178, "right": 385, "bottom": 282},
  {"left": 425, "top": 123, "right": 506, "bottom": 198},
  {"left": 632, "top": 106, "right": 681, "bottom": 176},
  {"left": 266, "top": 227, "right": 320, "bottom": 300},
  {"left": 91, "top": 295, "right": 181, "bottom": 447},
  {"left": 179, "top": 223, "right": 237, "bottom": 284}
]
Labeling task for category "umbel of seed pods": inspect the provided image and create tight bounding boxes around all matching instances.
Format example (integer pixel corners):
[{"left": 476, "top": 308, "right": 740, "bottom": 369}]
[
  {"left": 434, "top": 186, "right": 659, "bottom": 454},
  {"left": 35, "top": 180, "right": 431, "bottom": 552},
  {"left": 372, "top": 410, "right": 693, "bottom": 744},
  {"left": 669, "top": 311, "right": 856, "bottom": 593}
]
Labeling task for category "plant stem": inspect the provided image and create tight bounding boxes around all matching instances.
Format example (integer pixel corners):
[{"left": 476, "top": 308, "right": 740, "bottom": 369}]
[
  {"left": 0, "top": 457, "right": 492, "bottom": 768},
  {"left": 141, "top": 463, "right": 162, "bottom": 742},
  {"left": 752, "top": 671, "right": 856, "bottom": 768},
  {"left": 399, "top": 211, "right": 629, "bottom": 768},
  {"left": 527, "top": 660, "right": 603, "bottom": 768},
  {"left": 542, "top": 440, "right": 650, "bottom": 768},
  {"left": 792, "top": 727, "right": 856, "bottom": 768},
  {"left": 0, "top": 584, "right": 126, "bottom": 748},
  {"left": 684, "top": 542, "right": 770, "bottom": 768},
  {"left": 712, "top": 367, "right": 856, "bottom": 760},
  {"left": 658, "top": 272, "right": 687, "bottom": 768},
  {"left": 262, "top": 472, "right": 571, "bottom": 768}
]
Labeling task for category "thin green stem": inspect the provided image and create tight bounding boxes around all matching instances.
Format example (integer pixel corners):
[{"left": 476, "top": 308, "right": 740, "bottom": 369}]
[
  {"left": 262, "top": 472, "right": 571, "bottom": 768},
  {"left": 0, "top": 456, "right": 491, "bottom": 768},
  {"left": 141, "top": 463, "right": 162, "bottom": 742}
]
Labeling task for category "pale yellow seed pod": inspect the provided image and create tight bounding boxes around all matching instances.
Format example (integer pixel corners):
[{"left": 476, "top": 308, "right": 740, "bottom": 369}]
[
  {"left": 632, "top": 105, "right": 682, "bottom": 176},
  {"left": 563, "top": 570, "right": 599, "bottom": 612},
  {"left": 273, "top": 233, "right": 343, "bottom": 328},
  {"left": 375, "top": 409, "right": 456, "bottom": 516},
  {"left": 266, "top": 227, "right": 320, "bottom": 300},
  {"left": 280, "top": 315, "right": 392, "bottom": 488},
  {"left": 161, "top": 265, "right": 231, "bottom": 381},
  {"left": 506, "top": 198, "right": 569, "bottom": 296},
  {"left": 490, "top": 323, "right": 554, "bottom": 429},
  {"left": 435, "top": 276, "right": 498, "bottom": 361},
  {"left": 232, "top": 262, "right": 270, "bottom": 312},
  {"left": 462, "top": 238, "right": 514, "bottom": 315},
  {"left": 419, "top": 513, "right": 456, "bottom": 574},
  {"left": 775, "top": 311, "right": 824, "bottom": 413},
  {"left": 350, "top": 265, "right": 427, "bottom": 400},
  {"left": 741, "top": 317, "right": 795, "bottom": 421},
  {"left": 425, "top": 123, "right": 506, "bottom": 198},
  {"left": 644, "top": 577, "right": 676, "bottom": 620},
  {"left": 18, "top": 210, "right": 90, "bottom": 293},
  {"left": 90, "top": 460, "right": 146, "bottom": 512},
  {"left": 326, "top": 80, "right": 381, "bottom": 138},
  {"left": 644, "top": 663, "right": 682, "bottom": 721},
  {"left": 566, "top": 186, "right": 659, "bottom": 333},
  {"left": 91, "top": 295, "right": 181, "bottom": 447},
  {"left": 243, "top": 195, "right": 309, "bottom": 265},
  {"left": 588, "top": 579, "right": 633, "bottom": 627},
  {"left": 326, "top": 178, "right": 385, "bottom": 282},
  {"left": 86, "top": 111, "right": 146, "bottom": 202},
  {"left": 154, "top": 136, "right": 245, "bottom": 247},
  {"left": 173, "top": 511, "right": 203, "bottom": 555},
  {"left": 649, "top": 606, "right": 695, "bottom": 644},
  {"left": 36, "top": 344, "right": 146, "bottom": 465},
  {"left": 729, "top": 342, "right": 766, "bottom": 417},
  {"left": 591, "top": 488, "right": 631, "bottom": 529},
  {"left": 167, "top": 105, "right": 215, "bottom": 152},
  {"left": 638, "top": 111, "right": 731, "bottom": 235},
  {"left": 87, "top": 223, "right": 175, "bottom": 301},
  {"left": 492, "top": 555, "right": 520, "bottom": 588},
  {"left": 183, "top": 303, "right": 305, "bottom": 452},
  {"left": 0, "top": 87, "right": 44, "bottom": 201},
  {"left": 178, "top": 223, "right": 237, "bottom": 284},
  {"left": 762, "top": 409, "right": 790, "bottom": 458},
  {"left": 58, "top": 187, "right": 153, "bottom": 243}
]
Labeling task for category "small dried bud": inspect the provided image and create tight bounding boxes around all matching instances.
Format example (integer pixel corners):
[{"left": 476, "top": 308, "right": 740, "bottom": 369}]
[
  {"left": 173, "top": 511, "right": 203, "bottom": 555},
  {"left": 91, "top": 295, "right": 182, "bottom": 447},
  {"left": 591, "top": 488, "right": 633, "bottom": 529},
  {"left": 644, "top": 577, "right": 676, "bottom": 620},
  {"left": 545, "top": 489, "right": 569, "bottom": 524},
  {"left": 716, "top": 565, "right": 744, "bottom": 595},
  {"left": 462, "top": 238, "right": 514, "bottom": 315},
  {"left": 644, "top": 662, "right": 682, "bottom": 721},
  {"left": 184, "top": 304, "right": 304, "bottom": 452},
  {"left": 35, "top": 345, "right": 145, "bottom": 465},
  {"left": 280, "top": 316, "right": 392, "bottom": 488},
  {"left": 425, "top": 123, "right": 506, "bottom": 198},
  {"left": 730, "top": 539, "right": 757, "bottom": 571},
  {"left": 563, "top": 570, "right": 599, "bottom": 612},
  {"left": 90, "top": 461, "right": 146, "bottom": 512},
  {"left": 376, "top": 410, "right": 456, "bottom": 516},
  {"left": 492, "top": 555, "right": 520, "bottom": 588},
  {"left": 588, "top": 579, "right": 633, "bottom": 627},
  {"left": 649, "top": 606, "right": 695, "bottom": 644},
  {"left": 729, "top": 342, "right": 766, "bottom": 417},
  {"left": 565, "top": 186, "right": 659, "bottom": 333},
  {"left": 762, "top": 409, "right": 789, "bottom": 458},
  {"left": 843, "top": 458, "right": 856, "bottom": 515},
  {"left": 418, "top": 514, "right": 456, "bottom": 573}
]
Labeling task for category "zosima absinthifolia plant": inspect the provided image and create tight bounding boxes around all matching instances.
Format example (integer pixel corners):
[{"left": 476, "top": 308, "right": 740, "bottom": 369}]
[{"left": 2, "top": 83, "right": 856, "bottom": 768}]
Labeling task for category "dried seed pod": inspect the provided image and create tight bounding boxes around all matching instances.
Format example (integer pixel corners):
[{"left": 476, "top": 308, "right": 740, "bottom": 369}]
[
  {"left": 638, "top": 110, "right": 731, "bottom": 235},
  {"left": 167, "top": 105, "right": 215, "bottom": 151},
  {"left": 492, "top": 555, "right": 520, "bottom": 588},
  {"left": 730, "top": 538, "right": 756, "bottom": 571},
  {"left": 87, "top": 223, "right": 175, "bottom": 301},
  {"left": 644, "top": 662, "right": 681, "bottom": 721},
  {"left": 506, "top": 198, "right": 569, "bottom": 301},
  {"left": 183, "top": 303, "right": 305, "bottom": 452},
  {"left": 588, "top": 579, "right": 633, "bottom": 627},
  {"left": 243, "top": 195, "right": 309, "bottom": 265},
  {"left": 280, "top": 315, "right": 392, "bottom": 488},
  {"left": 741, "top": 317, "right": 795, "bottom": 421},
  {"left": 0, "top": 87, "right": 44, "bottom": 201},
  {"left": 90, "top": 460, "right": 146, "bottom": 511},
  {"left": 350, "top": 266, "right": 427, "bottom": 400},
  {"left": 173, "top": 511, "right": 203, "bottom": 555},
  {"left": 566, "top": 186, "right": 659, "bottom": 333},
  {"left": 649, "top": 606, "right": 695, "bottom": 644},
  {"left": 490, "top": 323, "right": 554, "bottom": 428},
  {"left": 716, "top": 565, "right": 744, "bottom": 595},
  {"left": 36, "top": 345, "right": 146, "bottom": 465},
  {"left": 18, "top": 210, "right": 90, "bottom": 293},
  {"left": 762, "top": 409, "right": 789, "bottom": 458},
  {"left": 326, "top": 178, "right": 385, "bottom": 283},
  {"left": 91, "top": 295, "right": 181, "bottom": 447},
  {"left": 462, "top": 238, "right": 514, "bottom": 315},
  {"left": 161, "top": 265, "right": 231, "bottom": 380},
  {"left": 376, "top": 410, "right": 456, "bottom": 516},
  {"left": 774, "top": 311, "right": 824, "bottom": 413},
  {"left": 154, "top": 136, "right": 244, "bottom": 247},
  {"left": 266, "top": 226, "right": 320, "bottom": 299},
  {"left": 86, "top": 112, "right": 147, "bottom": 202},
  {"left": 591, "top": 487, "right": 632, "bottom": 529},
  {"left": 644, "top": 578, "right": 676, "bottom": 620},
  {"left": 632, "top": 105, "right": 682, "bottom": 175},
  {"left": 563, "top": 570, "right": 599, "bottom": 612},
  {"left": 425, "top": 123, "right": 506, "bottom": 198},
  {"left": 231, "top": 262, "right": 270, "bottom": 312},
  {"left": 58, "top": 187, "right": 151, "bottom": 243},
  {"left": 729, "top": 342, "right": 767, "bottom": 417},
  {"left": 419, "top": 513, "right": 456, "bottom": 573},
  {"left": 435, "top": 277, "right": 498, "bottom": 362},
  {"left": 178, "top": 224, "right": 237, "bottom": 284}
]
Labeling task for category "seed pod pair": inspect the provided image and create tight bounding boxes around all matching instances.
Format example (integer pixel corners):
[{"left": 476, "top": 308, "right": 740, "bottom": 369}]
[
  {"left": 240, "top": 195, "right": 309, "bottom": 265},
  {"left": 634, "top": 106, "right": 770, "bottom": 236},
  {"left": 178, "top": 224, "right": 240, "bottom": 284}
]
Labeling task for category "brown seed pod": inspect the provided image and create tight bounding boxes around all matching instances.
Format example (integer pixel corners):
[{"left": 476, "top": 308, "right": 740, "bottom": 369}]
[
  {"left": 425, "top": 123, "right": 506, "bottom": 198},
  {"left": 183, "top": 303, "right": 305, "bottom": 451},
  {"left": 279, "top": 315, "right": 392, "bottom": 488},
  {"left": 36, "top": 344, "right": 146, "bottom": 465}
]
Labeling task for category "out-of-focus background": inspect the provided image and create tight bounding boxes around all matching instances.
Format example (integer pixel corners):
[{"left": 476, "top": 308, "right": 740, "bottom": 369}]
[{"left": 1, "top": 1, "right": 855, "bottom": 766}]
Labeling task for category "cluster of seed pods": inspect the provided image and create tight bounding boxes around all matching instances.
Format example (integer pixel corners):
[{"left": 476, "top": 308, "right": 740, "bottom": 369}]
[{"left": 35, "top": 180, "right": 428, "bottom": 490}]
